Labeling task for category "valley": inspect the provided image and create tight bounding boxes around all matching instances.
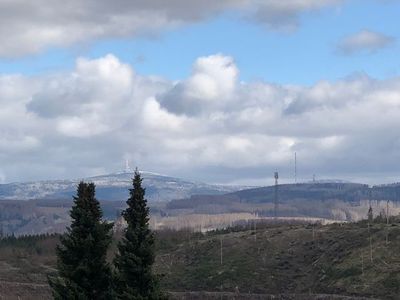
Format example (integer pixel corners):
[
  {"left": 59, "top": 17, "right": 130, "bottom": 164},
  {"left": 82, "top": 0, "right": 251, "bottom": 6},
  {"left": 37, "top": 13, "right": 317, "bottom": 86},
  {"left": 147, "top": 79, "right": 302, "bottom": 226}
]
[{"left": 2, "top": 174, "right": 400, "bottom": 236}]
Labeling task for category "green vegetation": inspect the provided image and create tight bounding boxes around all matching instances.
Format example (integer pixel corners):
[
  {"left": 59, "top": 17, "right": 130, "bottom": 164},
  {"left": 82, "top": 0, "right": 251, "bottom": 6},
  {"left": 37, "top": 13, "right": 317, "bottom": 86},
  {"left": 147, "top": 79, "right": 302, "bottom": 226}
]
[
  {"left": 154, "top": 219, "right": 400, "bottom": 299},
  {"left": 48, "top": 182, "right": 114, "bottom": 299},
  {"left": 0, "top": 218, "right": 399, "bottom": 299},
  {"left": 47, "top": 173, "right": 162, "bottom": 299},
  {"left": 114, "top": 170, "right": 164, "bottom": 299}
]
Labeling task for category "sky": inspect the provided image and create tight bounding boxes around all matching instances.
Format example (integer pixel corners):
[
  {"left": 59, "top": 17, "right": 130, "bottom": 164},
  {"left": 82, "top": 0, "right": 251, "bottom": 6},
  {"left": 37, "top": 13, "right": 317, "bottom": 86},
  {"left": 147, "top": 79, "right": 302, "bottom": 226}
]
[{"left": 0, "top": 0, "right": 399, "bottom": 185}]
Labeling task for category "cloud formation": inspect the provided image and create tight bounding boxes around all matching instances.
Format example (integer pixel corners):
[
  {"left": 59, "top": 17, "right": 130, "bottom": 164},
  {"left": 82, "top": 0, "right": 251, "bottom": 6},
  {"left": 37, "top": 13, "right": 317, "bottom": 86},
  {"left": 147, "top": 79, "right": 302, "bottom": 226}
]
[
  {"left": 337, "top": 30, "right": 395, "bottom": 55},
  {"left": 160, "top": 54, "right": 239, "bottom": 116},
  {"left": 2, "top": 54, "right": 400, "bottom": 184},
  {"left": 0, "top": 0, "right": 345, "bottom": 57},
  {"left": 250, "top": 0, "right": 343, "bottom": 31}
]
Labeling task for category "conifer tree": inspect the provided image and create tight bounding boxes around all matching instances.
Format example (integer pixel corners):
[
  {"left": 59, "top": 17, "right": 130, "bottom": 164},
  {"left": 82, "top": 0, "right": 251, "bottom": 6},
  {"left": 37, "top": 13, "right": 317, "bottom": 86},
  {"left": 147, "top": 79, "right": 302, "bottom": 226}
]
[
  {"left": 49, "top": 182, "right": 113, "bottom": 299},
  {"left": 114, "top": 169, "right": 164, "bottom": 299}
]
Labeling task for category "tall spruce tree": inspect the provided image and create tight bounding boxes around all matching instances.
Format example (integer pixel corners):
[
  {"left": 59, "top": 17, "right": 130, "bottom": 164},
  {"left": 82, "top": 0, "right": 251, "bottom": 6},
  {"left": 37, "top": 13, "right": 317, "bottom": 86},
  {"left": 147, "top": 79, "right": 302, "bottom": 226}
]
[
  {"left": 49, "top": 182, "right": 113, "bottom": 299},
  {"left": 114, "top": 169, "right": 163, "bottom": 299}
]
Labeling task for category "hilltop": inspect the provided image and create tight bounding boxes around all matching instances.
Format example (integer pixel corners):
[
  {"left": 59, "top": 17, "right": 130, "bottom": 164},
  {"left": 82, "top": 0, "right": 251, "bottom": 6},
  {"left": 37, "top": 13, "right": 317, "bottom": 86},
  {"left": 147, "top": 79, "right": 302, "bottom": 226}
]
[{"left": 0, "top": 171, "right": 248, "bottom": 202}]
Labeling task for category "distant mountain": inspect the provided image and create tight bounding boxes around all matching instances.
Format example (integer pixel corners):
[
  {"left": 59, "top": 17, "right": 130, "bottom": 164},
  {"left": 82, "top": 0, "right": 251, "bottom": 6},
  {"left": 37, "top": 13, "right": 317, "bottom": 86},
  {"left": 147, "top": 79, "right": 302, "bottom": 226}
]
[
  {"left": 232, "top": 182, "right": 369, "bottom": 203},
  {"left": 307, "top": 179, "right": 353, "bottom": 184},
  {"left": 168, "top": 182, "right": 370, "bottom": 206},
  {"left": 165, "top": 181, "right": 400, "bottom": 221},
  {"left": 198, "top": 180, "right": 400, "bottom": 204},
  {"left": 0, "top": 171, "right": 250, "bottom": 202}
]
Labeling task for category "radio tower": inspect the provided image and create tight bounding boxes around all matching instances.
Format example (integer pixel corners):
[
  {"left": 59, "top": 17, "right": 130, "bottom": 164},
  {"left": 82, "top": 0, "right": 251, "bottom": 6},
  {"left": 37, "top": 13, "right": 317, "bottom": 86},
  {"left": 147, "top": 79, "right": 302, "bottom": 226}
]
[
  {"left": 274, "top": 171, "right": 279, "bottom": 220},
  {"left": 294, "top": 152, "right": 297, "bottom": 184},
  {"left": 125, "top": 159, "right": 131, "bottom": 173}
]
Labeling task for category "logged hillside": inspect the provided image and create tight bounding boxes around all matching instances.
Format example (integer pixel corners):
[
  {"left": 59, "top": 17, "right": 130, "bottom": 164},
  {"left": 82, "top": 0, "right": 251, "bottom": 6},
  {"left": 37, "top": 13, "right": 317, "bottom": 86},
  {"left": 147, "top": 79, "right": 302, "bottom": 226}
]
[
  {"left": 0, "top": 220, "right": 399, "bottom": 299},
  {"left": 156, "top": 221, "right": 400, "bottom": 299}
]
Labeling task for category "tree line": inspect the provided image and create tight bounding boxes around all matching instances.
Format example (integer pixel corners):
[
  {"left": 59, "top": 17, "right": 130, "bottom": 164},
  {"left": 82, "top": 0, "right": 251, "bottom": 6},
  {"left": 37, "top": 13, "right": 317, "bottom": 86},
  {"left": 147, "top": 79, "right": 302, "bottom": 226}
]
[{"left": 48, "top": 170, "right": 166, "bottom": 299}]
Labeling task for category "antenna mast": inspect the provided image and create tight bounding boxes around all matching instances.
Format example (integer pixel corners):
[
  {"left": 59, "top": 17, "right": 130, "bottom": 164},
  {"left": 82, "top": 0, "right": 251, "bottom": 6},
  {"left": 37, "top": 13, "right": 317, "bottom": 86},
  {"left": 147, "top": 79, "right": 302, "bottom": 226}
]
[
  {"left": 274, "top": 171, "right": 279, "bottom": 220},
  {"left": 220, "top": 236, "right": 223, "bottom": 265},
  {"left": 125, "top": 159, "right": 131, "bottom": 173},
  {"left": 294, "top": 152, "right": 297, "bottom": 184}
]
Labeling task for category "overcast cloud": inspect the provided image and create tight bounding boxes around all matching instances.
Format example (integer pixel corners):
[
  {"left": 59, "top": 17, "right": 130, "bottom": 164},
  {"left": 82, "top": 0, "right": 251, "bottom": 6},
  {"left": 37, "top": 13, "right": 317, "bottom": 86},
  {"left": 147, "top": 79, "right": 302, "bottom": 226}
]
[
  {"left": 0, "top": 0, "right": 344, "bottom": 57},
  {"left": 0, "top": 54, "right": 399, "bottom": 184}
]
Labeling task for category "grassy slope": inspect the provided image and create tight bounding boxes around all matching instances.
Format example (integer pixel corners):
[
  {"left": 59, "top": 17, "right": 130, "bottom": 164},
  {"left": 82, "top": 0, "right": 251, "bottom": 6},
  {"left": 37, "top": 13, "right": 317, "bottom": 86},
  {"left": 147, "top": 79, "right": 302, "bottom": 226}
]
[
  {"left": 155, "top": 222, "right": 400, "bottom": 299},
  {"left": 0, "top": 221, "right": 399, "bottom": 299}
]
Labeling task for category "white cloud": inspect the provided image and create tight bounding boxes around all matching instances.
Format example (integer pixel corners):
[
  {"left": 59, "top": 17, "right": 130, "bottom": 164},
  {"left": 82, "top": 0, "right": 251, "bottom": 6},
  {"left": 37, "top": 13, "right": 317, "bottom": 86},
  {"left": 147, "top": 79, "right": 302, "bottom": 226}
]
[
  {"left": 56, "top": 116, "right": 110, "bottom": 138},
  {"left": 160, "top": 54, "right": 238, "bottom": 116},
  {"left": 142, "top": 98, "right": 186, "bottom": 131},
  {"left": 0, "top": 0, "right": 242, "bottom": 57},
  {"left": 186, "top": 55, "right": 238, "bottom": 101},
  {"left": 0, "top": 0, "right": 346, "bottom": 57},
  {"left": 0, "top": 136, "right": 40, "bottom": 152},
  {"left": 28, "top": 54, "right": 135, "bottom": 118},
  {"left": 337, "top": 30, "right": 395, "bottom": 55},
  {"left": 1, "top": 54, "right": 400, "bottom": 183}
]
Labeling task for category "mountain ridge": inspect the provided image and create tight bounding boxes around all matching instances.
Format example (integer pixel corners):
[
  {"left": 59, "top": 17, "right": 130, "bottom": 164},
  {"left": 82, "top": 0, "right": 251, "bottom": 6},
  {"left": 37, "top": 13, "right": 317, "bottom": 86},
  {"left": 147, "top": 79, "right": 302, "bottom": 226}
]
[{"left": 0, "top": 171, "right": 252, "bottom": 202}]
